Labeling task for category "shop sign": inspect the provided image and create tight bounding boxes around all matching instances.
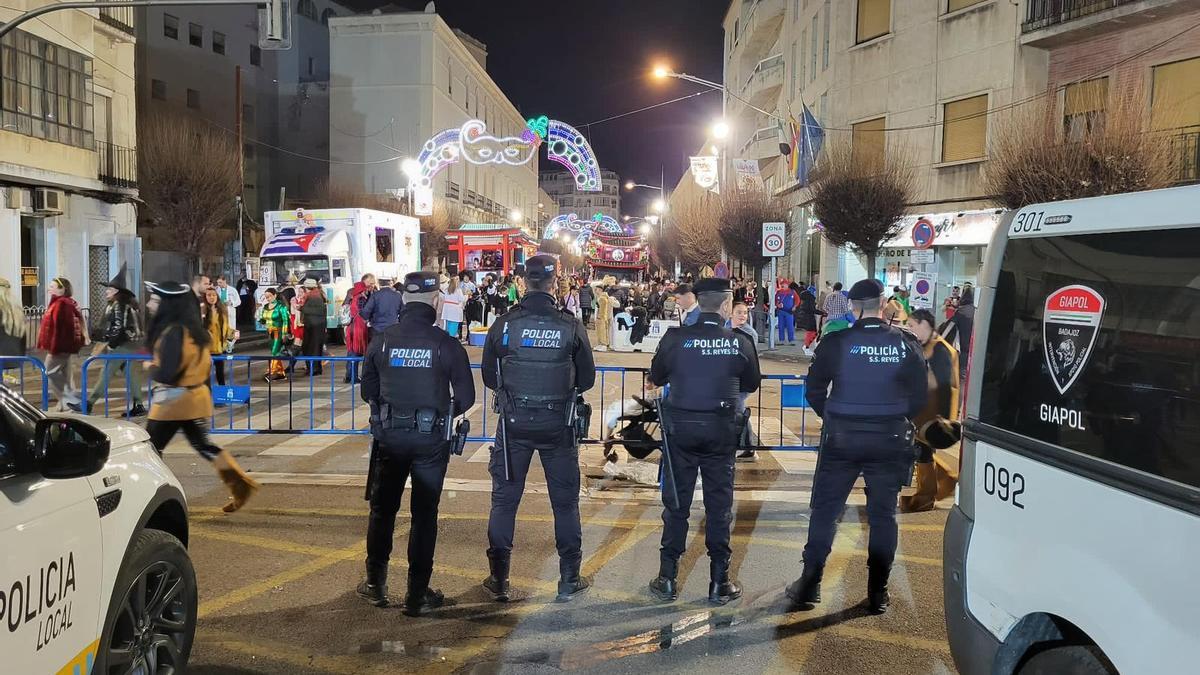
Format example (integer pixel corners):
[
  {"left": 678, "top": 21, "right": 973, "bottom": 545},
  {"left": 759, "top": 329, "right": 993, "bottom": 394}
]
[{"left": 20, "top": 267, "right": 38, "bottom": 287}]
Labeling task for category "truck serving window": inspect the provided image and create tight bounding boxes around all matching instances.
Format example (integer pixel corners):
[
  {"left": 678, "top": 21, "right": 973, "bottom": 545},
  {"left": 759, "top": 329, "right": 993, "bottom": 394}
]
[
  {"left": 978, "top": 228, "right": 1200, "bottom": 491},
  {"left": 376, "top": 228, "right": 395, "bottom": 262}
]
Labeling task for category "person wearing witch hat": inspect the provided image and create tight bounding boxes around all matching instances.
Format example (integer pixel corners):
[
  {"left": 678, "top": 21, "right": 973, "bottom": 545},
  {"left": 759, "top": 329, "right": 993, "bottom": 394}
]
[
  {"left": 143, "top": 280, "right": 260, "bottom": 512},
  {"left": 71, "top": 264, "right": 147, "bottom": 418}
]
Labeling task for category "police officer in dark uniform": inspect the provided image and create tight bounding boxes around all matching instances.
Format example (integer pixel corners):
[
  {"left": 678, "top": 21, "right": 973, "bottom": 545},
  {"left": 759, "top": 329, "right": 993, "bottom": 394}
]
[
  {"left": 357, "top": 271, "right": 475, "bottom": 616},
  {"left": 482, "top": 255, "right": 596, "bottom": 603},
  {"left": 787, "top": 278, "right": 927, "bottom": 614},
  {"left": 647, "top": 277, "right": 761, "bottom": 604}
]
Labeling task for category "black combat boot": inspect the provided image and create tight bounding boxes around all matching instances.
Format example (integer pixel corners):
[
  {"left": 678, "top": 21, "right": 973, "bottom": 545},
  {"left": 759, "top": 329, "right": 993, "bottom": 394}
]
[
  {"left": 785, "top": 563, "right": 823, "bottom": 610},
  {"left": 648, "top": 557, "right": 679, "bottom": 603},
  {"left": 556, "top": 559, "right": 591, "bottom": 603},
  {"left": 355, "top": 563, "right": 389, "bottom": 608},
  {"left": 482, "top": 551, "right": 511, "bottom": 602},
  {"left": 707, "top": 560, "right": 742, "bottom": 605},
  {"left": 402, "top": 587, "right": 445, "bottom": 617},
  {"left": 867, "top": 561, "right": 891, "bottom": 615}
]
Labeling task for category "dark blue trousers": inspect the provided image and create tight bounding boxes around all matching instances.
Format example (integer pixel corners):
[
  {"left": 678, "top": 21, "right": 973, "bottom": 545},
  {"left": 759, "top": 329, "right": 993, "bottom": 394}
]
[
  {"left": 802, "top": 440, "right": 909, "bottom": 569},
  {"left": 487, "top": 429, "right": 582, "bottom": 568}
]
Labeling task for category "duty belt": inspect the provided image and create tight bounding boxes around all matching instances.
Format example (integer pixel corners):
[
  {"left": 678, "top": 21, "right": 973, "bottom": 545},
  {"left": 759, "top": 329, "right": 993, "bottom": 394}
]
[{"left": 372, "top": 407, "right": 445, "bottom": 433}]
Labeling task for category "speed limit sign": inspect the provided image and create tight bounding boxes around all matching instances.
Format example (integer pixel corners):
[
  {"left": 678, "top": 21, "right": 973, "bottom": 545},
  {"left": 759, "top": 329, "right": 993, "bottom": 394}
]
[{"left": 762, "top": 222, "right": 786, "bottom": 257}]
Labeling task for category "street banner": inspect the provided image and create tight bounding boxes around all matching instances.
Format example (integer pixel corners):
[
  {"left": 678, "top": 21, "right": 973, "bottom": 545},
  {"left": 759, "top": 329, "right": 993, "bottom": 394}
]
[
  {"left": 690, "top": 156, "right": 719, "bottom": 193},
  {"left": 413, "top": 185, "right": 434, "bottom": 216},
  {"left": 733, "top": 159, "right": 763, "bottom": 191}
]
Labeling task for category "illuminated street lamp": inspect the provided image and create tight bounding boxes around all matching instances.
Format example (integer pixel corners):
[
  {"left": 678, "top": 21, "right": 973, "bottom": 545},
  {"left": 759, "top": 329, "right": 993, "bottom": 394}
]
[
  {"left": 510, "top": 209, "right": 523, "bottom": 223},
  {"left": 640, "top": 223, "right": 652, "bottom": 235},
  {"left": 652, "top": 198, "right": 666, "bottom": 214},
  {"left": 400, "top": 158, "right": 422, "bottom": 214},
  {"left": 712, "top": 120, "right": 730, "bottom": 140}
]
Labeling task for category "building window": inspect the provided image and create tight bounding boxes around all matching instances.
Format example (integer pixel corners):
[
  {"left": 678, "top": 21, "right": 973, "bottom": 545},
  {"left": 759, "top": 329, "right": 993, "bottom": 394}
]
[
  {"left": 947, "top": 0, "right": 987, "bottom": 12},
  {"left": 0, "top": 29, "right": 94, "bottom": 148},
  {"left": 163, "top": 13, "right": 179, "bottom": 39},
  {"left": 820, "top": 93, "right": 828, "bottom": 124},
  {"left": 800, "top": 29, "right": 807, "bottom": 84},
  {"left": 151, "top": 79, "right": 167, "bottom": 100},
  {"left": 250, "top": 45, "right": 261, "bottom": 66},
  {"left": 851, "top": 117, "right": 886, "bottom": 167},
  {"left": 823, "top": 0, "right": 830, "bottom": 69},
  {"left": 856, "top": 0, "right": 890, "bottom": 44},
  {"left": 1151, "top": 56, "right": 1200, "bottom": 132},
  {"left": 321, "top": 8, "right": 337, "bottom": 25},
  {"left": 242, "top": 103, "right": 254, "bottom": 124},
  {"left": 789, "top": 40, "right": 797, "bottom": 96},
  {"left": 186, "top": 88, "right": 200, "bottom": 109},
  {"left": 941, "top": 94, "right": 988, "bottom": 162},
  {"left": 1063, "top": 77, "right": 1108, "bottom": 141},
  {"left": 213, "top": 31, "right": 225, "bottom": 55},
  {"left": 188, "top": 22, "right": 202, "bottom": 47},
  {"left": 297, "top": 0, "right": 318, "bottom": 22},
  {"left": 810, "top": 14, "right": 818, "bottom": 82}
]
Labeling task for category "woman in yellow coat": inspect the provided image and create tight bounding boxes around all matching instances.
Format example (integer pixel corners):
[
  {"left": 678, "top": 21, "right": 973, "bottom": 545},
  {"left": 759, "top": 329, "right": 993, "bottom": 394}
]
[
  {"left": 594, "top": 283, "right": 613, "bottom": 351},
  {"left": 144, "top": 281, "right": 259, "bottom": 513},
  {"left": 901, "top": 308, "right": 960, "bottom": 512}
]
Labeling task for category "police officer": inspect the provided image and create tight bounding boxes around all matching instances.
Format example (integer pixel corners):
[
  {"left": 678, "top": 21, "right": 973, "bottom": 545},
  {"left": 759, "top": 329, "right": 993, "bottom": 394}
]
[
  {"left": 787, "top": 278, "right": 928, "bottom": 615},
  {"left": 482, "top": 255, "right": 596, "bottom": 603},
  {"left": 357, "top": 271, "right": 475, "bottom": 616},
  {"left": 647, "top": 278, "right": 760, "bottom": 604}
]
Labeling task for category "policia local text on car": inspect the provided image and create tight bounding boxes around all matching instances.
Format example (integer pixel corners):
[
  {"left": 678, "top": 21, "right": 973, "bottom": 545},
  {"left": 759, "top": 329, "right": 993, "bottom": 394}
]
[
  {"left": 356, "top": 271, "right": 475, "bottom": 616},
  {"left": 787, "top": 278, "right": 928, "bottom": 615},
  {"left": 647, "top": 277, "right": 761, "bottom": 604},
  {"left": 482, "top": 255, "right": 596, "bottom": 603}
]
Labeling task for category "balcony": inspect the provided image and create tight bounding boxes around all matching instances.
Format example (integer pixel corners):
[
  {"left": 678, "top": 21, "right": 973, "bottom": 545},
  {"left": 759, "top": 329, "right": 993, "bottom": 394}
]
[
  {"left": 98, "top": 6, "right": 136, "bottom": 38},
  {"left": 1172, "top": 131, "right": 1199, "bottom": 185},
  {"left": 739, "top": 126, "right": 782, "bottom": 160},
  {"left": 1021, "top": 0, "right": 1193, "bottom": 47},
  {"left": 96, "top": 141, "right": 137, "bottom": 190},
  {"left": 741, "top": 54, "right": 784, "bottom": 110},
  {"left": 733, "top": 0, "right": 785, "bottom": 61}
]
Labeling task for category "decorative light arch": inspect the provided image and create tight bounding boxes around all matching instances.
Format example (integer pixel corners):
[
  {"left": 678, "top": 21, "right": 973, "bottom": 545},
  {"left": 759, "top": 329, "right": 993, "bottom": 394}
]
[{"left": 414, "top": 116, "right": 602, "bottom": 193}]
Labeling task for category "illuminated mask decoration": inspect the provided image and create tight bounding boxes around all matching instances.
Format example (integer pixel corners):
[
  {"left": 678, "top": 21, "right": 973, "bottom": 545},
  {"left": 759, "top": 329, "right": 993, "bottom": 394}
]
[
  {"left": 414, "top": 117, "right": 600, "bottom": 193},
  {"left": 459, "top": 120, "right": 537, "bottom": 167},
  {"left": 547, "top": 120, "right": 601, "bottom": 192}
]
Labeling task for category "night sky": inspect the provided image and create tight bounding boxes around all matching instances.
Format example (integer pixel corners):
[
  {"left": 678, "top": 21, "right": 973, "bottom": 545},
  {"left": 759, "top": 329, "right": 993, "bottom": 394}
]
[{"left": 360, "top": 0, "right": 731, "bottom": 216}]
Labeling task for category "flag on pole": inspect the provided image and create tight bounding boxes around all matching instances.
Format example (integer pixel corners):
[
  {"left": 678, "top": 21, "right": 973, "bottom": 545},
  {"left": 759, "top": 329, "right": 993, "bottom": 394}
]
[{"left": 796, "top": 104, "right": 825, "bottom": 186}]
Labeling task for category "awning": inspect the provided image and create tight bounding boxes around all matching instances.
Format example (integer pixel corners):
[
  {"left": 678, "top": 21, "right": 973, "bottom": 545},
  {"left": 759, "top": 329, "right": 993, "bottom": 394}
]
[{"left": 882, "top": 209, "right": 1004, "bottom": 248}]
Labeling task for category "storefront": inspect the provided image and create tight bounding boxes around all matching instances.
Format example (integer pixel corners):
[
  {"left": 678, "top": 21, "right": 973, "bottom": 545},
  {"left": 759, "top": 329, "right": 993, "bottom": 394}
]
[
  {"left": 445, "top": 224, "right": 538, "bottom": 283},
  {"left": 877, "top": 209, "right": 1004, "bottom": 310}
]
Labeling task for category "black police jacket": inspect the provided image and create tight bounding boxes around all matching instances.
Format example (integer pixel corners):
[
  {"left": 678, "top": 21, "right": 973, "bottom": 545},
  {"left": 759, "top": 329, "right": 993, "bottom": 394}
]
[
  {"left": 649, "top": 312, "right": 761, "bottom": 412},
  {"left": 805, "top": 316, "right": 928, "bottom": 419},
  {"left": 482, "top": 291, "right": 596, "bottom": 399},
  {"left": 360, "top": 302, "right": 475, "bottom": 417}
]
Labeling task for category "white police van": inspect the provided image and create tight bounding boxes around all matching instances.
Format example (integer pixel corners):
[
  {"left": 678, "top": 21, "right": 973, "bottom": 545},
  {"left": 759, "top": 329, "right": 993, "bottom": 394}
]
[
  {"left": 945, "top": 184, "right": 1200, "bottom": 674},
  {"left": 1, "top": 385, "right": 195, "bottom": 674}
]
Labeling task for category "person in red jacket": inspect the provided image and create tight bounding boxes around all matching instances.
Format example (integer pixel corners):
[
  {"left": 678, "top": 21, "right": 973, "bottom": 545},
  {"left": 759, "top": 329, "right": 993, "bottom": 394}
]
[
  {"left": 343, "top": 278, "right": 371, "bottom": 383},
  {"left": 38, "top": 277, "right": 90, "bottom": 411}
]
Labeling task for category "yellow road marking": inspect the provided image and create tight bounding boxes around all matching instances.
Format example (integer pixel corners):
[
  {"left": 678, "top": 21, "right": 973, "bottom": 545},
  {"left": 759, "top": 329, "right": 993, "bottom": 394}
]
[
  {"left": 831, "top": 625, "right": 952, "bottom": 654},
  {"left": 191, "top": 524, "right": 339, "bottom": 557},
  {"left": 582, "top": 524, "right": 659, "bottom": 577},
  {"left": 197, "top": 539, "right": 364, "bottom": 618}
]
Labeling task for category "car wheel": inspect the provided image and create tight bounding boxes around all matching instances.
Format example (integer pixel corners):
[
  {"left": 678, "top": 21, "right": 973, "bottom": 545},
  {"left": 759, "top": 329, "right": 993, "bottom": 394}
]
[
  {"left": 94, "top": 529, "right": 197, "bottom": 675},
  {"left": 1018, "top": 645, "right": 1117, "bottom": 675}
]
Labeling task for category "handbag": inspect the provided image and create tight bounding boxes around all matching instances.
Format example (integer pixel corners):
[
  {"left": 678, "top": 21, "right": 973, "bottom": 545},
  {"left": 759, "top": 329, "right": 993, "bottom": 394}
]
[
  {"left": 339, "top": 304, "right": 352, "bottom": 326},
  {"left": 150, "top": 383, "right": 201, "bottom": 405}
]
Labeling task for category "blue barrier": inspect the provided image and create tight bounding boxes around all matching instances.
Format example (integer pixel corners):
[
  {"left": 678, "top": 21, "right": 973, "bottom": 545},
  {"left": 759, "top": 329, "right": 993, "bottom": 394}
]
[
  {"left": 11, "top": 352, "right": 818, "bottom": 451},
  {"left": 0, "top": 356, "right": 49, "bottom": 411}
]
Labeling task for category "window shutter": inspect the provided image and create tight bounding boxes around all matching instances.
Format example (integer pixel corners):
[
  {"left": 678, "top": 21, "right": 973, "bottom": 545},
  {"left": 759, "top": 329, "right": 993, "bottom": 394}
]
[
  {"left": 947, "top": 0, "right": 985, "bottom": 12},
  {"left": 942, "top": 94, "right": 988, "bottom": 162},
  {"left": 1151, "top": 57, "right": 1200, "bottom": 132},
  {"left": 1064, "top": 78, "right": 1108, "bottom": 117},
  {"left": 852, "top": 117, "right": 886, "bottom": 167},
  {"left": 856, "top": 0, "right": 890, "bottom": 44}
]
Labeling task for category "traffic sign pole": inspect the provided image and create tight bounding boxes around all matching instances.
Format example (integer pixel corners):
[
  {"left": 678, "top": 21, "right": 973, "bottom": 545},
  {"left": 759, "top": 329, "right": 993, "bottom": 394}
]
[{"left": 761, "top": 222, "right": 786, "bottom": 352}]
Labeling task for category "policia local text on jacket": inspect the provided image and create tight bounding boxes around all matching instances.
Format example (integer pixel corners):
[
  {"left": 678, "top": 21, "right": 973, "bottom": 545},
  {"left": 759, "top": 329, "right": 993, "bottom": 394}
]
[
  {"left": 481, "top": 255, "right": 596, "bottom": 603},
  {"left": 357, "top": 272, "right": 475, "bottom": 616},
  {"left": 788, "top": 278, "right": 928, "bottom": 615},
  {"left": 647, "top": 278, "right": 761, "bottom": 604}
]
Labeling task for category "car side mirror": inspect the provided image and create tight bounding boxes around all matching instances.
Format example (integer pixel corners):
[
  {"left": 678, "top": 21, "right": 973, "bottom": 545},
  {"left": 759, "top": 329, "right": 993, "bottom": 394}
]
[{"left": 34, "top": 418, "right": 110, "bottom": 480}]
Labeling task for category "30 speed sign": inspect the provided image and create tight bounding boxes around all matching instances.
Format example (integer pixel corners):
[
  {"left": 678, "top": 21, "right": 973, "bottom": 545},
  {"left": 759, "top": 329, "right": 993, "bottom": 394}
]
[{"left": 762, "top": 222, "right": 786, "bottom": 257}]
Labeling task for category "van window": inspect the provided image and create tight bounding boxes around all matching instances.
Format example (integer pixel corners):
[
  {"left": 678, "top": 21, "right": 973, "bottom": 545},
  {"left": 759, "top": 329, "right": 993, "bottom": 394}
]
[
  {"left": 375, "top": 228, "right": 395, "bottom": 263},
  {"left": 978, "top": 228, "right": 1200, "bottom": 490}
]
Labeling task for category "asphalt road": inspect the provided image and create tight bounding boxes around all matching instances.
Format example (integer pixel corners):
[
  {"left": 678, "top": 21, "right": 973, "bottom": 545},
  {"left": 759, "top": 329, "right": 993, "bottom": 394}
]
[{"left": 143, "top": 344, "right": 959, "bottom": 675}]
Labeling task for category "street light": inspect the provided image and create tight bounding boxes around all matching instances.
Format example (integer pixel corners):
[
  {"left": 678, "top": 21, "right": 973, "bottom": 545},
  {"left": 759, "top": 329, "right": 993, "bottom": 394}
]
[
  {"left": 652, "top": 64, "right": 670, "bottom": 79},
  {"left": 640, "top": 223, "right": 652, "bottom": 235},
  {"left": 652, "top": 198, "right": 666, "bottom": 214},
  {"left": 510, "top": 209, "right": 523, "bottom": 223},
  {"left": 712, "top": 120, "right": 730, "bottom": 140},
  {"left": 401, "top": 158, "right": 421, "bottom": 179}
]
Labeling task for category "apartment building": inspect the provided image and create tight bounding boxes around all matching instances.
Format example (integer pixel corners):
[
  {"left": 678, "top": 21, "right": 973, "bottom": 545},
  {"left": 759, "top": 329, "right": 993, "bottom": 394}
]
[
  {"left": 135, "top": 0, "right": 349, "bottom": 220},
  {"left": 539, "top": 169, "right": 622, "bottom": 222},
  {"left": 0, "top": 1, "right": 140, "bottom": 318},
  {"left": 327, "top": 10, "right": 539, "bottom": 234},
  {"left": 720, "top": 0, "right": 1200, "bottom": 299}
]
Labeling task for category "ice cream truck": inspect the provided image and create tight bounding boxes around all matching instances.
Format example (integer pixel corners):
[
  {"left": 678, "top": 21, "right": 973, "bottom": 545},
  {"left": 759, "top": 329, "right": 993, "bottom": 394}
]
[{"left": 258, "top": 208, "right": 422, "bottom": 337}]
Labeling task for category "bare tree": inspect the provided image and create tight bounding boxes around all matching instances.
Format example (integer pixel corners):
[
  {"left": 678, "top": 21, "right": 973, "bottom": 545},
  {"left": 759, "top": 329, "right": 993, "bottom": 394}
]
[
  {"left": 810, "top": 141, "right": 916, "bottom": 278},
  {"left": 671, "top": 196, "right": 722, "bottom": 273},
  {"left": 418, "top": 201, "right": 463, "bottom": 266},
  {"left": 310, "top": 179, "right": 460, "bottom": 267},
  {"left": 986, "top": 93, "right": 1178, "bottom": 209},
  {"left": 138, "top": 115, "right": 240, "bottom": 268},
  {"left": 718, "top": 187, "right": 789, "bottom": 279}
]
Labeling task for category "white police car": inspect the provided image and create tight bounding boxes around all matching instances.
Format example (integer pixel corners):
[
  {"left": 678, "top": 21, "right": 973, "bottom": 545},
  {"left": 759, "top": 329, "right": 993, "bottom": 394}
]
[{"left": 0, "top": 385, "right": 195, "bottom": 674}]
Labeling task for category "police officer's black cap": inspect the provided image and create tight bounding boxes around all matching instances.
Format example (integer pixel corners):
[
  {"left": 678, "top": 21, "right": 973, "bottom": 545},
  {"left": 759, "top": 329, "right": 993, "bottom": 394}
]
[
  {"left": 693, "top": 278, "right": 731, "bottom": 295},
  {"left": 673, "top": 283, "right": 693, "bottom": 296},
  {"left": 848, "top": 278, "right": 885, "bottom": 301},
  {"left": 403, "top": 271, "right": 440, "bottom": 294},
  {"left": 523, "top": 255, "right": 557, "bottom": 281}
]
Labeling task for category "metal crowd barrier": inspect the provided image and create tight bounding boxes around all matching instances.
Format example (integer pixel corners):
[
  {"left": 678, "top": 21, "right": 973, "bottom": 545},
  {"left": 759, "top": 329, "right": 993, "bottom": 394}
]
[
  {"left": 0, "top": 356, "right": 49, "bottom": 411},
  {"left": 4, "top": 353, "right": 818, "bottom": 451}
]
